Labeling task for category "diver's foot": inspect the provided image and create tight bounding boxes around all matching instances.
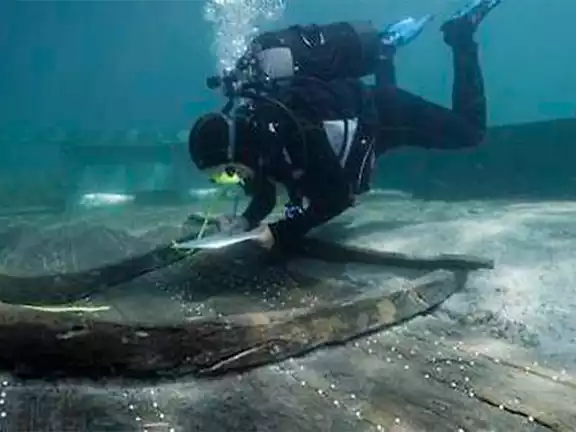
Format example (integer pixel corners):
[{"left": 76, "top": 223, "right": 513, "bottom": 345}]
[
  {"left": 380, "top": 15, "right": 434, "bottom": 51},
  {"left": 442, "top": 0, "right": 502, "bottom": 47}
]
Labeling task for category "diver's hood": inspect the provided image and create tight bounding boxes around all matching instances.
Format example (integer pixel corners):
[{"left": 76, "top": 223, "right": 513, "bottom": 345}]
[{"left": 188, "top": 112, "right": 260, "bottom": 170}]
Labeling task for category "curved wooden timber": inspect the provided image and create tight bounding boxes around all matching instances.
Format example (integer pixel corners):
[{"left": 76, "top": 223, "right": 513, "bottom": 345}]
[
  {"left": 0, "top": 234, "right": 195, "bottom": 305},
  {"left": 0, "top": 269, "right": 460, "bottom": 379},
  {"left": 294, "top": 237, "right": 495, "bottom": 271},
  {"left": 2, "top": 316, "right": 576, "bottom": 431},
  {"left": 0, "top": 221, "right": 493, "bottom": 306}
]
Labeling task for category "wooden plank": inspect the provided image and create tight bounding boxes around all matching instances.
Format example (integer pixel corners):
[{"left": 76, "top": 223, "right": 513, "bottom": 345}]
[
  {"left": 268, "top": 316, "right": 575, "bottom": 431},
  {"left": 0, "top": 269, "right": 459, "bottom": 378},
  {"left": 0, "top": 218, "right": 492, "bottom": 306},
  {"left": 295, "top": 237, "right": 495, "bottom": 271},
  {"left": 1, "top": 316, "right": 574, "bottom": 431}
]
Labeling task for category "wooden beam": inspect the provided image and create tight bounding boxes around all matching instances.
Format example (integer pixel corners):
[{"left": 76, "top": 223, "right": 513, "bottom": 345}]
[
  {"left": 0, "top": 217, "right": 493, "bottom": 306},
  {"left": 0, "top": 270, "right": 459, "bottom": 379}
]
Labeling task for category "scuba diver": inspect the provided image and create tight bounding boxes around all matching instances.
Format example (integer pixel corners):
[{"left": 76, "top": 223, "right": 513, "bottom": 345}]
[{"left": 188, "top": 0, "right": 502, "bottom": 253}]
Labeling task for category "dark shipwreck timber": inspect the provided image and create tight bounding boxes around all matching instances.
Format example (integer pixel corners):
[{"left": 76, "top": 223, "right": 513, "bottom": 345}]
[
  {"left": 295, "top": 237, "right": 494, "bottom": 271},
  {"left": 0, "top": 214, "right": 494, "bottom": 379},
  {"left": 0, "top": 230, "right": 197, "bottom": 305},
  {"left": 0, "top": 223, "right": 493, "bottom": 306},
  {"left": 0, "top": 269, "right": 460, "bottom": 379}
]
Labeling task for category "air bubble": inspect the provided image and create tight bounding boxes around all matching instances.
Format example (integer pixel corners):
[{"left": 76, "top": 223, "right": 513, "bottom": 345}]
[{"left": 204, "top": 0, "right": 286, "bottom": 71}]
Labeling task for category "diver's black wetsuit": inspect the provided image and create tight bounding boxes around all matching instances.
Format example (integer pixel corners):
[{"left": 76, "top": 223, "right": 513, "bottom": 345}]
[
  {"left": 373, "top": 42, "right": 486, "bottom": 154},
  {"left": 241, "top": 39, "right": 486, "bottom": 252}
]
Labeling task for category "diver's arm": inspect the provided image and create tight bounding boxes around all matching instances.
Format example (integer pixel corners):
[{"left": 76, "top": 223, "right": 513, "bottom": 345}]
[
  {"left": 268, "top": 195, "right": 352, "bottom": 251},
  {"left": 268, "top": 178, "right": 353, "bottom": 251},
  {"left": 241, "top": 177, "right": 277, "bottom": 229}
]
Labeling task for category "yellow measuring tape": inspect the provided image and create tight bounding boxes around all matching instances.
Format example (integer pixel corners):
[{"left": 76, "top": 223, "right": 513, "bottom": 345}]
[{"left": 197, "top": 172, "right": 243, "bottom": 240}]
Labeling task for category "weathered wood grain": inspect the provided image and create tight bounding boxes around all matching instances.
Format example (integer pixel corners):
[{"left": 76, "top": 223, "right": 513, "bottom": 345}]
[{"left": 0, "top": 270, "right": 459, "bottom": 379}]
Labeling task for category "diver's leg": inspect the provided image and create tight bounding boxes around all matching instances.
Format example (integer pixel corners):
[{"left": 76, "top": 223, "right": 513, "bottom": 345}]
[
  {"left": 441, "top": 0, "right": 502, "bottom": 135},
  {"left": 373, "top": 0, "right": 501, "bottom": 153},
  {"left": 374, "top": 57, "right": 397, "bottom": 88},
  {"left": 446, "top": 37, "right": 486, "bottom": 137},
  {"left": 373, "top": 85, "right": 482, "bottom": 152}
]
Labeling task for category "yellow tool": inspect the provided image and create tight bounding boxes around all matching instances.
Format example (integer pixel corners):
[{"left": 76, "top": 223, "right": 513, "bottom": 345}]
[
  {"left": 209, "top": 171, "right": 242, "bottom": 186},
  {"left": 197, "top": 175, "right": 243, "bottom": 240}
]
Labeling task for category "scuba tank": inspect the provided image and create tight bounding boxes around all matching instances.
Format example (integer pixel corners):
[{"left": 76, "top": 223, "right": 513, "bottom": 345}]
[
  {"left": 207, "top": 21, "right": 383, "bottom": 98},
  {"left": 206, "top": 17, "right": 432, "bottom": 104},
  {"left": 200, "top": 18, "right": 430, "bottom": 195},
  {"left": 241, "top": 21, "right": 382, "bottom": 82},
  {"left": 204, "top": 20, "right": 388, "bottom": 170}
]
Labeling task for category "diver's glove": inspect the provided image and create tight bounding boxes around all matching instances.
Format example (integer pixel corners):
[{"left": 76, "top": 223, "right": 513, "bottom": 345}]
[
  {"left": 284, "top": 202, "right": 304, "bottom": 220},
  {"left": 216, "top": 215, "right": 250, "bottom": 235}
]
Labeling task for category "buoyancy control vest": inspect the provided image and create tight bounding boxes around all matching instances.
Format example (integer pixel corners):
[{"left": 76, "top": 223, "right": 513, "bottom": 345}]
[{"left": 204, "top": 21, "right": 383, "bottom": 195}]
